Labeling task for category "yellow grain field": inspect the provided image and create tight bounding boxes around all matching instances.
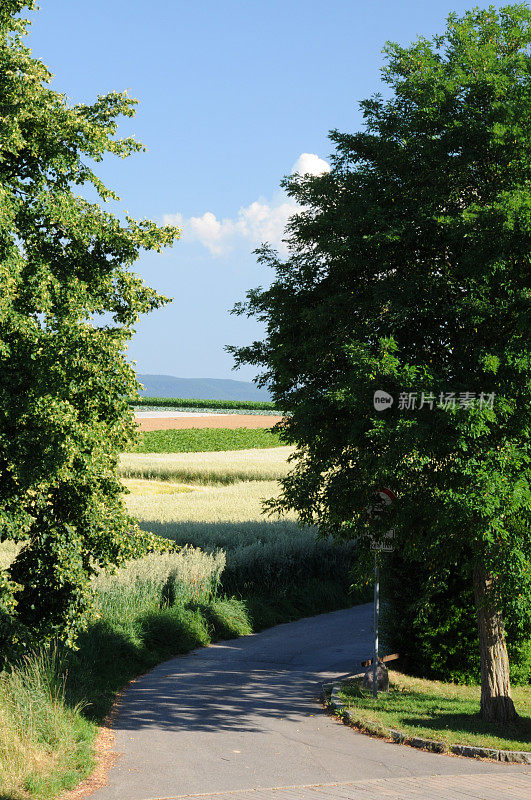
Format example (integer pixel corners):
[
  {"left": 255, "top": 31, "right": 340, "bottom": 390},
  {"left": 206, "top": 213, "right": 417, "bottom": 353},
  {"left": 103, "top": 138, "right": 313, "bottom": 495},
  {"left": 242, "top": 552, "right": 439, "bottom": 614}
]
[
  {"left": 119, "top": 446, "right": 293, "bottom": 484},
  {"left": 124, "top": 479, "right": 295, "bottom": 524}
]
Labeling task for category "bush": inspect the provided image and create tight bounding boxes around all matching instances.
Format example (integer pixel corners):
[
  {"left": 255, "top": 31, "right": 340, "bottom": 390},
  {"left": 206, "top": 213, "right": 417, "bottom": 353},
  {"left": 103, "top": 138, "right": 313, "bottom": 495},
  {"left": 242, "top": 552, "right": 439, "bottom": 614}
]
[{"left": 383, "top": 554, "right": 531, "bottom": 685}]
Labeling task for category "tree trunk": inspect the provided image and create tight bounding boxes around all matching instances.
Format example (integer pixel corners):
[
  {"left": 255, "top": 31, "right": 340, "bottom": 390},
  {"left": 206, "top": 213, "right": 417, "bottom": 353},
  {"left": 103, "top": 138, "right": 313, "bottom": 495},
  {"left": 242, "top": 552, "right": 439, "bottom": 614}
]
[{"left": 473, "top": 565, "right": 517, "bottom": 723}]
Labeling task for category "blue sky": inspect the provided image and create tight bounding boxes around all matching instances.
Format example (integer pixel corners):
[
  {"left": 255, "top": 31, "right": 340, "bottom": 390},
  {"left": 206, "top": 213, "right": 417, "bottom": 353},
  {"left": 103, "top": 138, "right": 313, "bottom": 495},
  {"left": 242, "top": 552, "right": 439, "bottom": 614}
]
[{"left": 26, "top": 1, "right": 506, "bottom": 381}]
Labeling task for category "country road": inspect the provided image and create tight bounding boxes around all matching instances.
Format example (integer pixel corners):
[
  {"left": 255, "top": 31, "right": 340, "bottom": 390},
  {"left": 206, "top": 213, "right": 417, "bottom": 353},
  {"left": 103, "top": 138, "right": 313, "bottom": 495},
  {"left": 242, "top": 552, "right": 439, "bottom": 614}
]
[{"left": 91, "top": 604, "right": 530, "bottom": 800}]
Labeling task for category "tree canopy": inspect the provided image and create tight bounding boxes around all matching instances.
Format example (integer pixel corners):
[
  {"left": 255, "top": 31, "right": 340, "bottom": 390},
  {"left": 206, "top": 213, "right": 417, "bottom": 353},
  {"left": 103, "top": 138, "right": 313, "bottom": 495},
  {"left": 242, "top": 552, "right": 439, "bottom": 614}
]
[
  {"left": 230, "top": 4, "right": 531, "bottom": 721},
  {"left": 0, "top": 1, "right": 179, "bottom": 647}
]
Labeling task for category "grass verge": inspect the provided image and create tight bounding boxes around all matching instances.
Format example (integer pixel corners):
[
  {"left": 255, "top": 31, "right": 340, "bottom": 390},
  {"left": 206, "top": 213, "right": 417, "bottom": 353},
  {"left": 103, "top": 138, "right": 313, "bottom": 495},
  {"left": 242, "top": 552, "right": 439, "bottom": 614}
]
[
  {"left": 135, "top": 427, "right": 283, "bottom": 453},
  {"left": 0, "top": 648, "right": 96, "bottom": 800},
  {"left": 337, "top": 671, "right": 531, "bottom": 752}
]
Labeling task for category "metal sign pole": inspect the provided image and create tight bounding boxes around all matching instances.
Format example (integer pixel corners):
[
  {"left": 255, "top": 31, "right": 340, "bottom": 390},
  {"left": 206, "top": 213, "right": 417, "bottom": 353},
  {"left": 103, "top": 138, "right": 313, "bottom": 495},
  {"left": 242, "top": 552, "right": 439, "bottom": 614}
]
[{"left": 373, "top": 553, "right": 379, "bottom": 699}]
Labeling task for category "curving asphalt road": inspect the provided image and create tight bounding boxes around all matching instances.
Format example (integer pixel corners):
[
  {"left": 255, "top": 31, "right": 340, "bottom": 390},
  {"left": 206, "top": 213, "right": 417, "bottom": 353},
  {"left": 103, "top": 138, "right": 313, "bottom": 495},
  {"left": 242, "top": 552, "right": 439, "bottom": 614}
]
[{"left": 91, "top": 604, "right": 530, "bottom": 800}]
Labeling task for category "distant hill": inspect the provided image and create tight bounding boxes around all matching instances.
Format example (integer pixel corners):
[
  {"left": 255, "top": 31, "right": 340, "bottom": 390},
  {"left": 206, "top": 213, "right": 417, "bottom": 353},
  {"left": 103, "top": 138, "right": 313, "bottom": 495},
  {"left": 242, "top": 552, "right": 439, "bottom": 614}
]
[{"left": 136, "top": 374, "right": 271, "bottom": 402}]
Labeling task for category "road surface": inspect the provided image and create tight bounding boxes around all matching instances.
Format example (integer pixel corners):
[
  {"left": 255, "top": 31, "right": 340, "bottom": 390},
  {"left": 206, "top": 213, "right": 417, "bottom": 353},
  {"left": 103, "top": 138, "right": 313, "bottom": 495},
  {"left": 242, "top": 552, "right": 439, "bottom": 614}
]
[{"left": 91, "top": 604, "right": 529, "bottom": 800}]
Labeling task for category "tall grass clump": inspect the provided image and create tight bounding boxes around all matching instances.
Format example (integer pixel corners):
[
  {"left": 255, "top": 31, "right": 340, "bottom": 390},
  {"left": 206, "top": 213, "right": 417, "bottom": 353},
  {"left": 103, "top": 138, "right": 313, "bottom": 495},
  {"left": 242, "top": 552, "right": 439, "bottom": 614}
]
[
  {"left": 93, "top": 548, "right": 225, "bottom": 610},
  {"left": 0, "top": 647, "right": 96, "bottom": 800},
  {"left": 144, "top": 519, "right": 360, "bottom": 599}
]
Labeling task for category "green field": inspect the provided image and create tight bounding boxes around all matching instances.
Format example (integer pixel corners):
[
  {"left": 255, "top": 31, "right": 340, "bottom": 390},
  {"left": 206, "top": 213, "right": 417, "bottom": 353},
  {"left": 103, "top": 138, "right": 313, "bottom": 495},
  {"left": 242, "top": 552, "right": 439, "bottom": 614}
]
[
  {"left": 135, "top": 427, "right": 283, "bottom": 453},
  {"left": 132, "top": 396, "right": 278, "bottom": 411}
]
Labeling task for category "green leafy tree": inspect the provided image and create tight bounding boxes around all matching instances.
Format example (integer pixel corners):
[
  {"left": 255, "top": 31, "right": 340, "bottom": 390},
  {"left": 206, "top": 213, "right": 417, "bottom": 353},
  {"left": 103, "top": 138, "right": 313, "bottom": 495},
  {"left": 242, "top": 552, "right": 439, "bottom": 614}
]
[
  {"left": 0, "top": 1, "right": 179, "bottom": 647},
  {"left": 230, "top": 4, "right": 531, "bottom": 722}
]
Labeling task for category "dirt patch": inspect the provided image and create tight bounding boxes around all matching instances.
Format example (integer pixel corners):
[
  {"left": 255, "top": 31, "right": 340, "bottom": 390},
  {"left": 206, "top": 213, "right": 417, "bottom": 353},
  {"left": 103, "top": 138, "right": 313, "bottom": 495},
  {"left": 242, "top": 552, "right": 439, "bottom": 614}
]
[{"left": 137, "top": 414, "right": 284, "bottom": 431}]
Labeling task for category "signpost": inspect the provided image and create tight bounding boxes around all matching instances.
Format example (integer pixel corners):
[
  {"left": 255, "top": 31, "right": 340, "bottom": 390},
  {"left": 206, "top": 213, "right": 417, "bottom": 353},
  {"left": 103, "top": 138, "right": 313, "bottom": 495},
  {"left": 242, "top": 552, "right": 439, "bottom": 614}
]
[{"left": 365, "top": 489, "right": 396, "bottom": 699}]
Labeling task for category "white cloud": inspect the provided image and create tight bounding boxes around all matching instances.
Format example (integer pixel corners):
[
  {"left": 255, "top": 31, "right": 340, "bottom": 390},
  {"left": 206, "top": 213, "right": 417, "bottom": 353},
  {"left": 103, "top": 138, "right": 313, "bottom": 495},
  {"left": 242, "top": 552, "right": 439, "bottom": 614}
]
[
  {"left": 291, "top": 152, "right": 331, "bottom": 177},
  {"left": 164, "top": 152, "right": 330, "bottom": 257}
]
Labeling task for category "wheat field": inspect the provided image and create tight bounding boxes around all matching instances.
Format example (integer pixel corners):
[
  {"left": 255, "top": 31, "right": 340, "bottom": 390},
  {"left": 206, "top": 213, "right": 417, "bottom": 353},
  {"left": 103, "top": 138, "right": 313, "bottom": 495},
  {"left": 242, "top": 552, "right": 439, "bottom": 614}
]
[
  {"left": 119, "top": 446, "right": 294, "bottom": 484},
  {"left": 125, "top": 479, "right": 294, "bottom": 524}
]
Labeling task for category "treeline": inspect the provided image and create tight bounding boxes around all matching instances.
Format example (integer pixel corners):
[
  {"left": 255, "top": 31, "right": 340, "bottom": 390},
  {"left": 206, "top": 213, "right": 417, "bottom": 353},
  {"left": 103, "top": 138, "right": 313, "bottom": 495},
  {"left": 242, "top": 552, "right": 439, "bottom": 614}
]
[{"left": 131, "top": 396, "right": 279, "bottom": 411}]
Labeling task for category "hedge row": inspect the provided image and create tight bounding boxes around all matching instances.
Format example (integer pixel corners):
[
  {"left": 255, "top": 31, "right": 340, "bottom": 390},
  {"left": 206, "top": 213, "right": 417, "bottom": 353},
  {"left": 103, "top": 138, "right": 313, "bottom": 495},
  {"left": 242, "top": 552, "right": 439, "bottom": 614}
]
[{"left": 130, "top": 396, "right": 279, "bottom": 411}]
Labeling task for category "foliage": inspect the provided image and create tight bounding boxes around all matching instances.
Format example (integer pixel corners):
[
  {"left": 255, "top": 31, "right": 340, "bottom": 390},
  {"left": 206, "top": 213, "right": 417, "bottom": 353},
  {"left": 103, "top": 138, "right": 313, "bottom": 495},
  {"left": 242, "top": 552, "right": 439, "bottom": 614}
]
[
  {"left": 382, "top": 555, "right": 531, "bottom": 685},
  {"left": 337, "top": 672, "right": 531, "bottom": 751},
  {"left": 135, "top": 427, "right": 283, "bottom": 453},
  {"left": 132, "top": 396, "right": 278, "bottom": 411},
  {"left": 229, "top": 5, "right": 531, "bottom": 690},
  {"left": 0, "top": 3, "right": 179, "bottom": 645}
]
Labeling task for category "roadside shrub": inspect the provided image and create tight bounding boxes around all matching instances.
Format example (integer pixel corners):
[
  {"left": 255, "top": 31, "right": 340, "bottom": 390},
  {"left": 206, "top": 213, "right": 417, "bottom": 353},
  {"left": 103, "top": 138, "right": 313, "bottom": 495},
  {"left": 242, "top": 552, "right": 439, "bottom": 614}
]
[
  {"left": 195, "top": 597, "right": 253, "bottom": 639},
  {"left": 383, "top": 554, "right": 531, "bottom": 685},
  {"left": 139, "top": 605, "right": 210, "bottom": 655}
]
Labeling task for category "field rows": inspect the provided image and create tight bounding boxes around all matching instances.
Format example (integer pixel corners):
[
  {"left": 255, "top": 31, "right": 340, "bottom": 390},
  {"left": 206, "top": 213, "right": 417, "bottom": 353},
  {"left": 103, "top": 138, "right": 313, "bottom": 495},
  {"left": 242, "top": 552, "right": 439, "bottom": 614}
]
[{"left": 120, "top": 446, "right": 293, "bottom": 484}]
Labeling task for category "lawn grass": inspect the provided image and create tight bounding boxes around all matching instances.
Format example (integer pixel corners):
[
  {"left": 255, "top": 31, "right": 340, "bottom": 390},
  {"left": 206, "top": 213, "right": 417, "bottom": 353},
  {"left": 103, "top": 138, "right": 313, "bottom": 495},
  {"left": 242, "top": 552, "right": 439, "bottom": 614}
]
[
  {"left": 134, "top": 427, "right": 283, "bottom": 453},
  {"left": 119, "top": 446, "right": 293, "bottom": 484},
  {"left": 337, "top": 671, "right": 531, "bottom": 752}
]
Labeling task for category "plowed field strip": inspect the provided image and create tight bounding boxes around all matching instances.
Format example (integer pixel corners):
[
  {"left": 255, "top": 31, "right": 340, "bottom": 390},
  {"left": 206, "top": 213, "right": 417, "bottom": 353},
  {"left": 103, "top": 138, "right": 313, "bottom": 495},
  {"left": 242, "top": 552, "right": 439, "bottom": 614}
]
[{"left": 137, "top": 415, "right": 283, "bottom": 431}]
